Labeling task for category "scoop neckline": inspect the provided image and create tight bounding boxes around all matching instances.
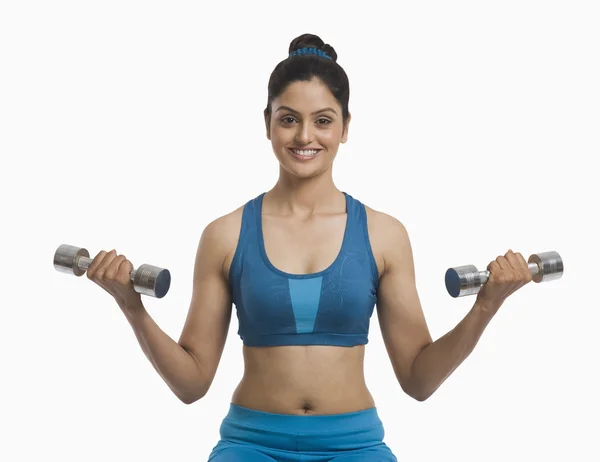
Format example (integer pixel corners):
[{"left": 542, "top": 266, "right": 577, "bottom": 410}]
[{"left": 256, "top": 192, "right": 351, "bottom": 279}]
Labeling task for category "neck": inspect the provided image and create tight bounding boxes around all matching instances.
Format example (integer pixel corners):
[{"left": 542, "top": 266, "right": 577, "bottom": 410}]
[{"left": 268, "top": 167, "right": 341, "bottom": 214}]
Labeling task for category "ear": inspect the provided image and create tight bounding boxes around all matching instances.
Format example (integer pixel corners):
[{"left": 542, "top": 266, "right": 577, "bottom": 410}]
[
  {"left": 264, "top": 109, "right": 271, "bottom": 140},
  {"left": 341, "top": 112, "right": 351, "bottom": 144}
]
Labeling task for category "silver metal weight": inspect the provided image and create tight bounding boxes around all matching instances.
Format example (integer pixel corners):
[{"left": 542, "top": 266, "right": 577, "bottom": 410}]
[
  {"left": 445, "top": 250, "right": 563, "bottom": 298},
  {"left": 53, "top": 244, "right": 171, "bottom": 298}
]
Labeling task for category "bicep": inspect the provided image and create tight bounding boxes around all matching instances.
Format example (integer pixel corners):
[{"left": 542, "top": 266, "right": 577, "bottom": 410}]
[
  {"left": 376, "top": 219, "right": 432, "bottom": 390},
  {"left": 178, "top": 220, "right": 233, "bottom": 389}
]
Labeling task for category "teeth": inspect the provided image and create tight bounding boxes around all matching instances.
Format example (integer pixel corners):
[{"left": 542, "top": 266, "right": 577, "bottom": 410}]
[{"left": 292, "top": 149, "right": 319, "bottom": 156}]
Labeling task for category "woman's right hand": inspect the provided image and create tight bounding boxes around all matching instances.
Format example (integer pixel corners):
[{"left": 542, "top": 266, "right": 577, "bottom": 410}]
[{"left": 86, "top": 249, "right": 142, "bottom": 310}]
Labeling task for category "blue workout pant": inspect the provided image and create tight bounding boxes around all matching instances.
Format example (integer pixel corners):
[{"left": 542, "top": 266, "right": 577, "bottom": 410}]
[{"left": 207, "top": 403, "right": 397, "bottom": 461}]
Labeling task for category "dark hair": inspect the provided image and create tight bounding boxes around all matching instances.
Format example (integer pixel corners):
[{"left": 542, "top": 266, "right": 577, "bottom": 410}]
[{"left": 264, "top": 33, "right": 350, "bottom": 126}]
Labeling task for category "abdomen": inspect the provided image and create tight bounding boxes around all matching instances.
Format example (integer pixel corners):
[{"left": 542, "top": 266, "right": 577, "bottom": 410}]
[{"left": 231, "top": 344, "right": 376, "bottom": 415}]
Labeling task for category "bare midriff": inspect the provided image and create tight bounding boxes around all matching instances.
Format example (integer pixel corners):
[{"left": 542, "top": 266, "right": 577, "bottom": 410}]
[{"left": 231, "top": 344, "right": 376, "bottom": 415}]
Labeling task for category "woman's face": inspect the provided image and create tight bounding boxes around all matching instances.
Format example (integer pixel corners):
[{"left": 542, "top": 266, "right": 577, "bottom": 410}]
[{"left": 265, "top": 78, "right": 350, "bottom": 179}]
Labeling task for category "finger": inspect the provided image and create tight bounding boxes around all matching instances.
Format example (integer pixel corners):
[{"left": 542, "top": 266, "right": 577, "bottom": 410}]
[
  {"left": 105, "top": 254, "right": 127, "bottom": 280},
  {"left": 87, "top": 250, "right": 108, "bottom": 279},
  {"left": 487, "top": 260, "right": 501, "bottom": 280},
  {"left": 495, "top": 256, "right": 514, "bottom": 281},
  {"left": 94, "top": 249, "right": 117, "bottom": 280},
  {"left": 514, "top": 251, "right": 529, "bottom": 271},
  {"left": 116, "top": 259, "right": 134, "bottom": 286},
  {"left": 505, "top": 250, "right": 525, "bottom": 281},
  {"left": 505, "top": 250, "right": 522, "bottom": 271},
  {"left": 514, "top": 251, "right": 533, "bottom": 282},
  {"left": 495, "top": 255, "right": 510, "bottom": 271}
]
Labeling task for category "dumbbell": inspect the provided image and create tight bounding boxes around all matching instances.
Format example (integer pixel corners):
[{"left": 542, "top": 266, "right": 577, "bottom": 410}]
[
  {"left": 445, "top": 250, "right": 563, "bottom": 298},
  {"left": 53, "top": 244, "right": 171, "bottom": 299}
]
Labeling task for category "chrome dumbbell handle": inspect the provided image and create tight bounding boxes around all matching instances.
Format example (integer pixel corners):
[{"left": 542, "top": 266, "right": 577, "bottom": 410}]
[
  {"left": 478, "top": 262, "right": 541, "bottom": 285},
  {"left": 54, "top": 244, "right": 171, "bottom": 299}
]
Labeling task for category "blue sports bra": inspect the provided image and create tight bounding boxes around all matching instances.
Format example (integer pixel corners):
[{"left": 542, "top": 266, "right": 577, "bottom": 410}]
[{"left": 228, "top": 192, "right": 379, "bottom": 347}]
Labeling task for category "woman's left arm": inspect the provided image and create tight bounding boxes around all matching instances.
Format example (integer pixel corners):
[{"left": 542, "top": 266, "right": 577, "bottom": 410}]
[{"left": 375, "top": 214, "right": 532, "bottom": 401}]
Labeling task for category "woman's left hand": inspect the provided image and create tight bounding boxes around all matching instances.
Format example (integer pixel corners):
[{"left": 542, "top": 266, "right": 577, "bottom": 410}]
[{"left": 475, "top": 249, "right": 533, "bottom": 313}]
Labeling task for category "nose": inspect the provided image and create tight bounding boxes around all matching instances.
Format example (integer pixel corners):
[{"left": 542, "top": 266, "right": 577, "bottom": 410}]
[{"left": 295, "top": 122, "right": 313, "bottom": 144}]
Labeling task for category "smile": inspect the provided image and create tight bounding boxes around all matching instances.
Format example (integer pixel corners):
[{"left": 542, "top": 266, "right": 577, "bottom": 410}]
[{"left": 288, "top": 148, "right": 322, "bottom": 160}]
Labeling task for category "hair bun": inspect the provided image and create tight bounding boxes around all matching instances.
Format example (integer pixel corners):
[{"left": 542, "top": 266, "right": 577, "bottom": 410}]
[{"left": 288, "top": 33, "right": 338, "bottom": 62}]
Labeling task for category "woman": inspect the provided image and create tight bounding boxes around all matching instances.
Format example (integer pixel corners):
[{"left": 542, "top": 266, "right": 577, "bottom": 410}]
[{"left": 86, "top": 33, "right": 533, "bottom": 461}]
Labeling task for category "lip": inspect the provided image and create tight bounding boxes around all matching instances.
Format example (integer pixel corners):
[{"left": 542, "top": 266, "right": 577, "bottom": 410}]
[{"left": 287, "top": 147, "right": 322, "bottom": 161}]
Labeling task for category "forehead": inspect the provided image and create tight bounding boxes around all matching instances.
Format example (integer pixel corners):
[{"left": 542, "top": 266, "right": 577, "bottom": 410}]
[{"left": 274, "top": 79, "right": 339, "bottom": 110}]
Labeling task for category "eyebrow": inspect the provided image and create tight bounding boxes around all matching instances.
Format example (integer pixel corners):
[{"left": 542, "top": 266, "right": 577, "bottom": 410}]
[{"left": 275, "top": 105, "right": 338, "bottom": 116}]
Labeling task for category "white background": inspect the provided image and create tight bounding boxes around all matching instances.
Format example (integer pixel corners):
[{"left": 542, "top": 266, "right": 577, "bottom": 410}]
[{"left": 2, "top": 0, "right": 598, "bottom": 460}]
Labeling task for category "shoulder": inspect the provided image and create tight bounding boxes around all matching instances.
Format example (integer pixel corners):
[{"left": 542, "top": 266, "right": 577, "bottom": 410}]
[
  {"left": 363, "top": 204, "right": 408, "bottom": 240},
  {"left": 203, "top": 203, "right": 244, "bottom": 244},
  {"left": 362, "top": 202, "right": 411, "bottom": 277},
  {"left": 200, "top": 197, "right": 253, "bottom": 279}
]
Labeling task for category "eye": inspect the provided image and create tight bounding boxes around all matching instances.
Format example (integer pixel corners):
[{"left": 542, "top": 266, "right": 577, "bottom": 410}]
[
  {"left": 281, "top": 116, "right": 297, "bottom": 124},
  {"left": 317, "top": 118, "right": 332, "bottom": 125}
]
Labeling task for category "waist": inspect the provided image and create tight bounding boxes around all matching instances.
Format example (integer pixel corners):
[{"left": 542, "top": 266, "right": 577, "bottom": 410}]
[
  {"left": 224, "top": 402, "right": 382, "bottom": 432},
  {"left": 232, "top": 344, "right": 375, "bottom": 414},
  {"left": 215, "top": 403, "right": 396, "bottom": 454},
  {"left": 217, "top": 403, "right": 386, "bottom": 453}
]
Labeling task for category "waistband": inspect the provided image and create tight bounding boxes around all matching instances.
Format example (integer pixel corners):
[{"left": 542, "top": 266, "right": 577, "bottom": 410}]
[
  {"left": 219, "top": 403, "right": 386, "bottom": 453},
  {"left": 224, "top": 403, "right": 382, "bottom": 434}
]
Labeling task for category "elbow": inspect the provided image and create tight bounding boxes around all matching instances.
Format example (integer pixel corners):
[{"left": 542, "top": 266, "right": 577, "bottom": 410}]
[
  {"left": 180, "top": 395, "right": 196, "bottom": 405},
  {"left": 177, "top": 383, "right": 210, "bottom": 405},
  {"left": 179, "top": 390, "right": 207, "bottom": 405},
  {"left": 404, "top": 386, "right": 428, "bottom": 402},
  {"left": 405, "top": 387, "right": 432, "bottom": 402},
  {"left": 411, "top": 391, "right": 432, "bottom": 402},
  {"left": 178, "top": 359, "right": 212, "bottom": 404},
  {"left": 402, "top": 380, "right": 434, "bottom": 402},
  {"left": 177, "top": 392, "right": 195, "bottom": 405}
]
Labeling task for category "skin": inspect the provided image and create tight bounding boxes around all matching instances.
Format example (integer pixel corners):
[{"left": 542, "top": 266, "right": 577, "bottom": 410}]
[{"left": 86, "top": 78, "right": 533, "bottom": 414}]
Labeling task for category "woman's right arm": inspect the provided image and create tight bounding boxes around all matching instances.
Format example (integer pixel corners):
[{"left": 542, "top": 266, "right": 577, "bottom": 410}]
[{"left": 96, "top": 213, "right": 238, "bottom": 404}]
